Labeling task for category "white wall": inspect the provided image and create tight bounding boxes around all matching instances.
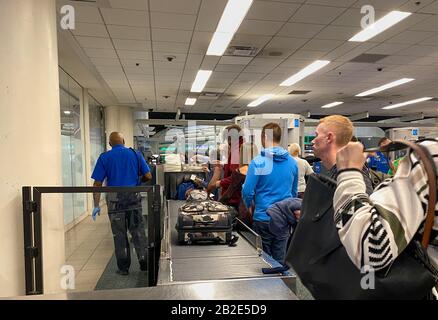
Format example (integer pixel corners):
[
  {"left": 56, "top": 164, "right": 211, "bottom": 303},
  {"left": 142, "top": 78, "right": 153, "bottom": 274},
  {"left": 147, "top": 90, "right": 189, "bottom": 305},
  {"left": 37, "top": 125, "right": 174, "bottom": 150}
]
[{"left": 0, "top": 0, "right": 64, "bottom": 297}]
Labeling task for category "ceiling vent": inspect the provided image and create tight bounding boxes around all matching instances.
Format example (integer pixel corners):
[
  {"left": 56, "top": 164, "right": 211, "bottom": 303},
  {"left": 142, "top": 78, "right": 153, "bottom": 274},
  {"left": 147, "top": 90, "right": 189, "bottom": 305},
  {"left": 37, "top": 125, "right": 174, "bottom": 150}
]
[
  {"left": 350, "top": 54, "right": 389, "bottom": 63},
  {"left": 288, "top": 90, "right": 311, "bottom": 95},
  {"left": 225, "top": 46, "right": 258, "bottom": 57},
  {"left": 198, "top": 92, "right": 222, "bottom": 100}
]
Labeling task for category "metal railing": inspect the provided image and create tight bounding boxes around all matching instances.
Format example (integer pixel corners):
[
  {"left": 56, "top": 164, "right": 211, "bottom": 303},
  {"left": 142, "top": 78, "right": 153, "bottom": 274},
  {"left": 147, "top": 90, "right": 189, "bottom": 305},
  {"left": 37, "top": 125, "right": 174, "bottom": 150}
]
[{"left": 22, "top": 185, "right": 162, "bottom": 295}]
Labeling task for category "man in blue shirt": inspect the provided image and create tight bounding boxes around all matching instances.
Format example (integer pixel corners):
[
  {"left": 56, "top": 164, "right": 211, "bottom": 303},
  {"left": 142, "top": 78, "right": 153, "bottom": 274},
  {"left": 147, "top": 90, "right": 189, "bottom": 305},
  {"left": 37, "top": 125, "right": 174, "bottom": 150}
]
[
  {"left": 91, "top": 132, "right": 152, "bottom": 275},
  {"left": 242, "top": 123, "right": 298, "bottom": 264}
]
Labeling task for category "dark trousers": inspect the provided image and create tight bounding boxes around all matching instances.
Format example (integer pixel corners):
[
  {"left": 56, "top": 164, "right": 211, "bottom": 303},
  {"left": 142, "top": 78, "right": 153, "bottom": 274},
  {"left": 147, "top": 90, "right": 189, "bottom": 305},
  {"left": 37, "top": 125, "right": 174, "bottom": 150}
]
[
  {"left": 253, "top": 220, "right": 288, "bottom": 264},
  {"left": 107, "top": 193, "right": 147, "bottom": 272}
]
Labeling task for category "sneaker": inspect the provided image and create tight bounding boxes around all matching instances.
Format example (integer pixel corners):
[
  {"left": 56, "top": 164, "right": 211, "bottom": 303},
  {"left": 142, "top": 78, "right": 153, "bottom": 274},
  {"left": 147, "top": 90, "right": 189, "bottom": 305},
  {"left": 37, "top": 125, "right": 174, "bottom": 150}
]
[
  {"left": 116, "top": 269, "right": 129, "bottom": 276},
  {"left": 139, "top": 259, "right": 147, "bottom": 271}
]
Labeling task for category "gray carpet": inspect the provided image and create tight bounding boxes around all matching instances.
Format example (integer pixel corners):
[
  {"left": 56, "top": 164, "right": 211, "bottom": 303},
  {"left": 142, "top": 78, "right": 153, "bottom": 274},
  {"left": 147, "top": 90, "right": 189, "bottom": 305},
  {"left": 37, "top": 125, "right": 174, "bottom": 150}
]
[{"left": 94, "top": 253, "right": 148, "bottom": 291}]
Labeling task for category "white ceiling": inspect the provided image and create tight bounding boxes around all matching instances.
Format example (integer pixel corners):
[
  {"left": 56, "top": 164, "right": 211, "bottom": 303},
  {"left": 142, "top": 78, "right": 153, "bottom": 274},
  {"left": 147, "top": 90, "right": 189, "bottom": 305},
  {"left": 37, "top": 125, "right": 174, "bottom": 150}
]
[{"left": 57, "top": 0, "right": 438, "bottom": 117}]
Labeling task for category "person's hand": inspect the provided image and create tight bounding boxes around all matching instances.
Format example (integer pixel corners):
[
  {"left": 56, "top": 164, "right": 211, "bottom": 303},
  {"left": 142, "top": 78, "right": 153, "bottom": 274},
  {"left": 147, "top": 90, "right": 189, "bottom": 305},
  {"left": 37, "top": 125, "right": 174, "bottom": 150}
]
[
  {"left": 92, "top": 207, "right": 101, "bottom": 221},
  {"left": 336, "top": 142, "right": 367, "bottom": 171},
  {"left": 294, "top": 210, "right": 301, "bottom": 220}
]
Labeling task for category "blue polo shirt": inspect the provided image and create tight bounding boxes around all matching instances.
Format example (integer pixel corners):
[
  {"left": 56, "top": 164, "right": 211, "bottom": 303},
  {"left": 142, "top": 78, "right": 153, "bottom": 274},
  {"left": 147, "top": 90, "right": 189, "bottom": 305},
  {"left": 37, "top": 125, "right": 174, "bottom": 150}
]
[
  {"left": 91, "top": 144, "right": 150, "bottom": 186},
  {"left": 367, "top": 151, "right": 390, "bottom": 174}
]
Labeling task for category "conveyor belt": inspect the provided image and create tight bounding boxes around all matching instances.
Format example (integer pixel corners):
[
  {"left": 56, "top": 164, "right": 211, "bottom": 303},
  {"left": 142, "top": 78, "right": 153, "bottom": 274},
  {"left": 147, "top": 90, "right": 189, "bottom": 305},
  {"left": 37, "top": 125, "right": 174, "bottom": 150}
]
[
  {"left": 158, "top": 200, "right": 292, "bottom": 284},
  {"left": 9, "top": 277, "right": 298, "bottom": 300}
]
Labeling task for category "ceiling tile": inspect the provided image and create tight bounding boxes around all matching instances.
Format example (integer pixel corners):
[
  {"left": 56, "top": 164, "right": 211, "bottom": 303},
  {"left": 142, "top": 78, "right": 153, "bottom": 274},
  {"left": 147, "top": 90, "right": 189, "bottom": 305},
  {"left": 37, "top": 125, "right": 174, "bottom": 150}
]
[
  {"left": 70, "top": 5, "right": 103, "bottom": 24},
  {"left": 288, "top": 50, "right": 328, "bottom": 60},
  {"left": 109, "top": 0, "right": 148, "bottom": 10},
  {"left": 189, "top": 32, "right": 214, "bottom": 54},
  {"left": 397, "top": 45, "right": 438, "bottom": 56},
  {"left": 150, "top": 0, "right": 201, "bottom": 14},
  {"left": 120, "top": 59, "right": 152, "bottom": 69},
  {"left": 117, "top": 50, "right": 152, "bottom": 60},
  {"left": 352, "top": 0, "right": 408, "bottom": 10},
  {"left": 278, "top": 23, "right": 325, "bottom": 38},
  {"left": 314, "top": 25, "right": 359, "bottom": 40},
  {"left": 215, "top": 64, "right": 247, "bottom": 72},
  {"left": 409, "top": 14, "right": 438, "bottom": 32},
  {"left": 83, "top": 48, "right": 118, "bottom": 58},
  {"left": 246, "top": 1, "right": 299, "bottom": 21},
  {"left": 71, "top": 23, "right": 109, "bottom": 37},
  {"left": 195, "top": 0, "right": 227, "bottom": 32},
  {"left": 89, "top": 57, "right": 120, "bottom": 66},
  {"left": 218, "top": 56, "right": 253, "bottom": 65},
  {"left": 107, "top": 25, "right": 150, "bottom": 40},
  {"left": 290, "top": 5, "right": 346, "bottom": 24},
  {"left": 151, "top": 28, "right": 192, "bottom": 43},
  {"left": 151, "top": 12, "right": 197, "bottom": 31},
  {"left": 230, "top": 34, "right": 272, "bottom": 49},
  {"left": 418, "top": 0, "right": 438, "bottom": 13},
  {"left": 101, "top": 8, "right": 148, "bottom": 27},
  {"left": 201, "top": 56, "right": 221, "bottom": 69},
  {"left": 113, "top": 39, "right": 151, "bottom": 51},
  {"left": 365, "top": 43, "right": 412, "bottom": 55},
  {"left": 95, "top": 64, "right": 124, "bottom": 73},
  {"left": 420, "top": 35, "right": 438, "bottom": 46},
  {"left": 153, "top": 41, "right": 190, "bottom": 54},
  {"left": 386, "top": 30, "right": 436, "bottom": 44},
  {"left": 238, "top": 20, "right": 284, "bottom": 36},
  {"left": 75, "top": 36, "right": 113, "bottom": 49},
  {"left": 301, "top": 39, "right": 344, "bottom": 51},
  {"left": 305, "top": 0, "right": 357, "bottom": 6},
  {"left": 184, "top": 54, "right": 204, "bottom": 70}
]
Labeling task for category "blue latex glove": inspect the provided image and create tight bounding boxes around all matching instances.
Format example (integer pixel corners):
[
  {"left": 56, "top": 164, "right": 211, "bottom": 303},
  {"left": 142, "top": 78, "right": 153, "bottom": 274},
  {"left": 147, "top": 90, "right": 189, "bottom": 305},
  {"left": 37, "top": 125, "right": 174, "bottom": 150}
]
[{"left": 92, "top": 207, "right": 101, "bottom": 221}]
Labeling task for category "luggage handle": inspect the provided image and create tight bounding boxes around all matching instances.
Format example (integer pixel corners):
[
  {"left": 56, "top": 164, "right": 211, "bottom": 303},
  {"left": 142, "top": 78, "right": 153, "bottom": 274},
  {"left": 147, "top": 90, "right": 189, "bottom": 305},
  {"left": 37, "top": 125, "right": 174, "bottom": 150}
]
[{"left": 382, "top": 140, "right": 437, "bottom": 249}]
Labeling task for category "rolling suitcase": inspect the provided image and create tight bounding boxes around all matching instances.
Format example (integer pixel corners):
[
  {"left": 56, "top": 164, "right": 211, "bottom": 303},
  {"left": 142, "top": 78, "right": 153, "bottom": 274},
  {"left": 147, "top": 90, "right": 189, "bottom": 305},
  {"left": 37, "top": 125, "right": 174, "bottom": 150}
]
[{"left": 175, "top": 190, "right": 234, "bottom": 244}]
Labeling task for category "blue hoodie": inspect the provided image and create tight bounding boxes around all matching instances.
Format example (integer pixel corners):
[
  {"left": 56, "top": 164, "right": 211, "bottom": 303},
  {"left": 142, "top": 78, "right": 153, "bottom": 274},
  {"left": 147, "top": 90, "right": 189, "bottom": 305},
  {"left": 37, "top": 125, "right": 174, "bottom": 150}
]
[{"left": 242, "top": 146, "right": 298, "bottom": 222}]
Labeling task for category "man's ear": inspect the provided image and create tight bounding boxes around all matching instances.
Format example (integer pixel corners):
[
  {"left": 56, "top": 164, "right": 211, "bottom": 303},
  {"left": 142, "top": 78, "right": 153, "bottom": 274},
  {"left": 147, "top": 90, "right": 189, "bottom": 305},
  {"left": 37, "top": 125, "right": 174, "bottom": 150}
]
[{"left": 327, "top": 132, "right": 335, "bottom": 143}]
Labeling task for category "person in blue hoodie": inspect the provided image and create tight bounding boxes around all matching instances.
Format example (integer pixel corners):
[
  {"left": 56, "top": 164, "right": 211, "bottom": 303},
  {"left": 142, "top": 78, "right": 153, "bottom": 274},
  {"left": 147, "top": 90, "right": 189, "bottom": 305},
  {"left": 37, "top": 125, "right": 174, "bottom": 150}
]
[{"left": 242, "top": 122, "right": 298, "bottom": 263}]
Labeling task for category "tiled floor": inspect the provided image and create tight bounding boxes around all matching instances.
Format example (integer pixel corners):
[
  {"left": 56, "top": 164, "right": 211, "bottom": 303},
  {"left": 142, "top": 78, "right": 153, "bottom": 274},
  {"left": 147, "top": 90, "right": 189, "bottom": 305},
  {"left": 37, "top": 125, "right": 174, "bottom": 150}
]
[{"left": 64, "top": 205, "right": 114, "bottom": 292}]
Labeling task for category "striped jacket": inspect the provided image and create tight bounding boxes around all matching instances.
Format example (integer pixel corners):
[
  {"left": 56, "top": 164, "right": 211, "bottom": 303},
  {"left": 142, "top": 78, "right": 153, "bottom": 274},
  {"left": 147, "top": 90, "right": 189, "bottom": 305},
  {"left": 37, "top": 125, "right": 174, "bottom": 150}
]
[{"left": 333, "top": 139, "right": 438, "bottom": 272}]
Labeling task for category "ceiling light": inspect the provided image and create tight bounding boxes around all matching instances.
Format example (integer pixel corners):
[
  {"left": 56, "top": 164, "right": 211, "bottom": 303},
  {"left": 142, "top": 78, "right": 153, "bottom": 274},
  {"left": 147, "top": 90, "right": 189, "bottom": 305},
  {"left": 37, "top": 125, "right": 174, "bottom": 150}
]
[
  {"left": 185, "top": 98, "right": 197, "bottom": 106},
  {"left": 280, "top": 60, "right": 330, "bottom": 87},
  {"left": 382, "top": 97, "right": 433, "bottom": 110},
  {"left": 190, "top": 70, "right": 212, "bottom": 93},
  {"left": 247, "top": 94, "right": 274, "bottom": 107},
  {"left": 321, "top": 101, "right": 344, "bottom": 109},
  {"left": 356, "top": 78, "right": 414, "bottom": 97},
  {"left": 349, "top": 11, "right": 412, "bottom": 42},
  {"left": 63, "top": 111, "right": 71, "bottom": 115},
  {"left": 206, "top": 0, "right": 254, "bottom": 56}
]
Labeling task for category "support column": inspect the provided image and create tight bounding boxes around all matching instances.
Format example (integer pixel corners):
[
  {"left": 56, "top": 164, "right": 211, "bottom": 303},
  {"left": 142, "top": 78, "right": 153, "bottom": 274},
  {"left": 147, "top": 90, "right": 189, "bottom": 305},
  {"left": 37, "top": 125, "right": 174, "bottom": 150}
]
[
  {"left": 104, "top": 106, "right": 134, "bottom": 149},
  {"left": 0, "top": 0, "right": 63, "bottom": 296}
]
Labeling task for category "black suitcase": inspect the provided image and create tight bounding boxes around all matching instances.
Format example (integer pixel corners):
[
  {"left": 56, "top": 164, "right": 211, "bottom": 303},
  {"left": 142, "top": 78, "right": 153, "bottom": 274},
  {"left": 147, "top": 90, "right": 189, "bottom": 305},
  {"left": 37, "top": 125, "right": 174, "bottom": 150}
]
[{"left": 175, "top": 195, "right": 234, "bottom": 245}]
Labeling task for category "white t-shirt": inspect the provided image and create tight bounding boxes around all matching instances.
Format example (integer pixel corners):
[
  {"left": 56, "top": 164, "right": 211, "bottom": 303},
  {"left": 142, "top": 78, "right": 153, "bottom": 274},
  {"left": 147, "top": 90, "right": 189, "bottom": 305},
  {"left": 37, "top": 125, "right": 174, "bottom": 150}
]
[{"left": 294, "top": 156, "right": 314, "bottom": 193}]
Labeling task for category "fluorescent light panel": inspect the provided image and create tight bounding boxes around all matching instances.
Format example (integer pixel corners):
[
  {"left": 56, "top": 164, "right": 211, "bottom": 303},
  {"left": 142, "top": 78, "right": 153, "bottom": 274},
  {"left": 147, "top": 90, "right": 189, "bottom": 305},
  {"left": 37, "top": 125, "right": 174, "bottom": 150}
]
[
  {"left": 382, "top": 97, "right": 433, "bottom": 110},
  {"left": 206, "top": 0, "right": 253, "bottom": 56},
  {"left": 349, "top": 11, "right": 412, "bottom": 42},
  {"left": 63, "top": 111, "right": 71, "bottom": 115},
  {"left": 280, "top": 60, "right": 330, "bottom": 87},
  {"left": 356, "top": 78, "right": 414, "bottom": 97},
  {"left": 321, "top": 101, "right": 344, "bottom": 109},
  {"left": 185, "top": 98, "right": 197, "bottom": 106},
  {"left": 190, "top": 70, "right": 212, "bottom": 93},
  {"left": 247, "top": 94, "right": 274, "bottom": 107}
]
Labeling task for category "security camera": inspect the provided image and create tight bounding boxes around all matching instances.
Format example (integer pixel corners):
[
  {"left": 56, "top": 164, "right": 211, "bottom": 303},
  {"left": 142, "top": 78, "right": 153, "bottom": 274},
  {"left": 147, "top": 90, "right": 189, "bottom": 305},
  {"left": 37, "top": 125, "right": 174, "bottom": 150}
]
[
  {"left": 163, "top": 95, "right": 170, "bottom": 99},
  {"left": 166, "top": 56, "right": 176, "bottom": 62},
  {"left": 148, "top": 108, "right": 154, "bottom": 112},
  {"left": 377, "top": 67, "right": 383, "bottom": 72},
  {"left": 302, "top": 99, "right": 308, "bottom": 102}
]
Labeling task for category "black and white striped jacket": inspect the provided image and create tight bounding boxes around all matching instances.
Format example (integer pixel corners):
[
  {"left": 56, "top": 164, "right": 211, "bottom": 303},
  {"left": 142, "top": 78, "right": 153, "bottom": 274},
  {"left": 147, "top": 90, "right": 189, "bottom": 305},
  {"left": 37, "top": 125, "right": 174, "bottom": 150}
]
[{"left": 333, "top": 140, "right": 438, "bottom": 273}]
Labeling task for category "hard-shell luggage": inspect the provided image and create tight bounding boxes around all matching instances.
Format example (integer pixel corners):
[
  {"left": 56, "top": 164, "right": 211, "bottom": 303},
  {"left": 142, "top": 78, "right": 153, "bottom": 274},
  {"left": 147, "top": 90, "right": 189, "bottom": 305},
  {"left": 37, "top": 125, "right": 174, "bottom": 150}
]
[{"left": 175, "top": 191, "right": 234, "bottom": 244}]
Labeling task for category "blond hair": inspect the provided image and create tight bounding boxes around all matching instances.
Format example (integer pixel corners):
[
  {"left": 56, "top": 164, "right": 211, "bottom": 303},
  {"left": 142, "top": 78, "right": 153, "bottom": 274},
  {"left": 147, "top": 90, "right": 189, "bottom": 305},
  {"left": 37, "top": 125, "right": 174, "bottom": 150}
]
[
  {"left": 240, "top": 143, "right": 258, "bottom": 166},
  {"left": 288, "top": 143, "right": 301, "bottom": 157},
  {"left": 319, "top": 115, "right": 353, "bottom": 147}
]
